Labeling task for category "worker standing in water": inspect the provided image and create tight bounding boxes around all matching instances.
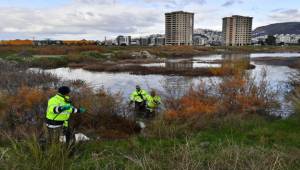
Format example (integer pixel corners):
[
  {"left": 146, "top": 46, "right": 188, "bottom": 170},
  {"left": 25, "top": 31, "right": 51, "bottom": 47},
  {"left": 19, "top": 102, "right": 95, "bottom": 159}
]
[
  {"left": 130, "top": 85, "right": 149, "bottom": 116},
  {"left": 146, "top": 90, "right": 161, "bottom": 118},
  {"left": 45, "top": 86, "right": 86, "bottom": 145}
]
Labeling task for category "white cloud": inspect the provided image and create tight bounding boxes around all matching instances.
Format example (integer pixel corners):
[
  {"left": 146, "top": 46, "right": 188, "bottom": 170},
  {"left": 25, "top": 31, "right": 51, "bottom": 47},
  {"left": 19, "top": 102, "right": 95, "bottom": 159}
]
[
  {"left": 2, "top": 0, "right": 296, "bottom": 40},
  {"left": 269, "top": 9, "right": 300, "bottom": 22},
  {"left": 222, "top": 0, "right": 243, "bottom": 7},
  {"left": 0, "top": 0, "right": 163, "bottom": 40}
]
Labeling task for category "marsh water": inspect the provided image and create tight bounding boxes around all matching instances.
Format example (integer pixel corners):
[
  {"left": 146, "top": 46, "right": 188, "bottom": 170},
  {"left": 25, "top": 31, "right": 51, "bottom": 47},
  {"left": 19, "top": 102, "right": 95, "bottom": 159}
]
[{"left": 35, "top": 53, "right": 300, "bottom": 117}]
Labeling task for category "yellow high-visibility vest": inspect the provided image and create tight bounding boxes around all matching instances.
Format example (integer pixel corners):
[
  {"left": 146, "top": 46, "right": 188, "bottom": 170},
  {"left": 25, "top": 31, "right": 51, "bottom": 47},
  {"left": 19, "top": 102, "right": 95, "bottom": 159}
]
[
  {"left": 146, "top": 95, "right": 161, "bottom": 109},
  {"left": 130, "top": 90, "right": 148, "bottom": 103},
  {"left": 46, "top": 94, "right": 74, "bottom": 127}
]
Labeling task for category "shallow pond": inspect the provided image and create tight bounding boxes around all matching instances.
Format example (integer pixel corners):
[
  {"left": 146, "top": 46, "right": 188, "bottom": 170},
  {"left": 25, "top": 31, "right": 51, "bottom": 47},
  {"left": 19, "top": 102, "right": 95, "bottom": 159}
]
[{"left": 34, "top": 53, "right": 300, "bottom": 117}]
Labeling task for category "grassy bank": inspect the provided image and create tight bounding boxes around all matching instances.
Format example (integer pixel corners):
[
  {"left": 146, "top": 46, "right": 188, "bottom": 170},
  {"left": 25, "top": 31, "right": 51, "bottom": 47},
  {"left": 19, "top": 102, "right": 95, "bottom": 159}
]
[
  {"left": 1, "top": 113, "right": 300, "bottom": 169},
  {"left": 0, "top": 45, "right": 300, "bottom": 69}
]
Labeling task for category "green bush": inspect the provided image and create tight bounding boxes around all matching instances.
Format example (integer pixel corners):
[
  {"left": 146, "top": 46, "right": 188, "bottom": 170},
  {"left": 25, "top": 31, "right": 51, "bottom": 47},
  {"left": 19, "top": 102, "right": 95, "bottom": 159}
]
[
  {"left": 80, "top": 51, "right": 107, "bottom": 60},
  {"left": 30, "top": 57, "right": 69, "bottom": 68}
]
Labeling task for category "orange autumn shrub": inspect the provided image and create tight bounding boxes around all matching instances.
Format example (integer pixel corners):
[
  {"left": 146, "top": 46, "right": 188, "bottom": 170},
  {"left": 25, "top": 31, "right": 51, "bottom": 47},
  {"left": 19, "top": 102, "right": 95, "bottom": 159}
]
[
  {"left": 0, "top": 87, "right": 54, "bottom": 138},
  {"left": 165, "top": 66, "right": 277, "bottom": 121},
  {"left": 165, "top": 83, "right": 219, "bottom": 120},
  {"left": 165, "top": 98, "right": 218, "bottom": 120},
  {"left": 8, "top": 86, "right": 53, "bottom": 112},
  {"left": 218, "top": 68, "right": 275, "bottom": 115},
  {"left": 70, "top": 87, "right": 139, "bottom": 137}
]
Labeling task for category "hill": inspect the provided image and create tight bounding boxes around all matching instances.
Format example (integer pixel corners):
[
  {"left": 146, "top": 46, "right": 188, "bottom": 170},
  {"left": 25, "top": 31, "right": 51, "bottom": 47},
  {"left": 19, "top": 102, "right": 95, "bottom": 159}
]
[{"left": 253, "top": 22, "right": 300, "bottom": 37}]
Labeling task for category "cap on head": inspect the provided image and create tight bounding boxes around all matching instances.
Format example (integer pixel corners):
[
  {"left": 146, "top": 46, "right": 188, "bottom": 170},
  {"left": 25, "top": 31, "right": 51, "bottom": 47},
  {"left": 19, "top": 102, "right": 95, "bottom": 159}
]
[{"left": 58, "top": 86, "right": 71, "bottom": 95}]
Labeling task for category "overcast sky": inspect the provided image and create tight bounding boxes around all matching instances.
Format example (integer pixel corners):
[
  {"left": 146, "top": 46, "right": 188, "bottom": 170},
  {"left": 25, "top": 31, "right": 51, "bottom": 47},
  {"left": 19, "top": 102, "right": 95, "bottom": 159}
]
[{"left": 0, "top": 0, "right": 299, "bottom": 40}]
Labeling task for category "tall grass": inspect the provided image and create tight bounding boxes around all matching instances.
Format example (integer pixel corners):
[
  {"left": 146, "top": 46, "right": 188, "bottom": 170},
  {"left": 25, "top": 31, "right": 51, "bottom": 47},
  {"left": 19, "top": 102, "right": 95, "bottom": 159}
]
[
  {"left": 0, "top": 136, "right": 73, "bottom": 170},
  {"left": 1, "top": 113, "right": 300, "bottom": 170}
]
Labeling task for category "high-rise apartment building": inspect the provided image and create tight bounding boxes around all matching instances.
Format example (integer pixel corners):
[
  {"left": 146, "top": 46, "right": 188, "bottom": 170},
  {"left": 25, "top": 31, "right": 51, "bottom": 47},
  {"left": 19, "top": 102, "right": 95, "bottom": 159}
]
[
  {"left": 165, "top": 11, "right": 194, "bottom": 45},
  {"left": 222, "top": 15, "right": 253, "bottom": 46}
]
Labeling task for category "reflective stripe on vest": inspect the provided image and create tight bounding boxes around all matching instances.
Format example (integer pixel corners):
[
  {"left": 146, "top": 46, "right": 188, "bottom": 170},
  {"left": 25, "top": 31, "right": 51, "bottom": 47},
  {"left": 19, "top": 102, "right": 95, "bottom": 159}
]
[
  {"left": 46, "top": 94, "right": 72, "bottom": 122},
  {"left": 130, "top": 90, "right": 148, "bottom": 103}
]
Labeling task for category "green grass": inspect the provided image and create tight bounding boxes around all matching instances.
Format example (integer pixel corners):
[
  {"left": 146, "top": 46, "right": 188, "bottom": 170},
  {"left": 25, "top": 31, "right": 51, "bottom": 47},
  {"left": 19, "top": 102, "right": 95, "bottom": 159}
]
[
  {"left": 0, "top": 54, "right": 31, "bottom": 63},
  {"left": 29, "top": 57, "right": 69, "bottom": 68},
  {"left": 1, "top": 113, "right": 300, "bottom": 169},
  {"left": 80, "top": 51, "right": 107, "bottom": 60},
  {"left": 33, "top": 55, "right": 66, "bottom": 58}
]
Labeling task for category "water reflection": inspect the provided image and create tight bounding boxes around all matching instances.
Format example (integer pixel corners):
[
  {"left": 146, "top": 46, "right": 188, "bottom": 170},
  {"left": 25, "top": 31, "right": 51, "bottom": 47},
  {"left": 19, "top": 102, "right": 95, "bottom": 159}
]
[
  {"left": 34, "top": 53, "right": 300, "bottom": 117},
  {"left": 142, "top": 53, "right": 251, "bottom": 69},
  {"left": 165, "top": 60, "right": 193, "bottom": 70},
  {"left": 222, "top": 53, "right": 250, "bottom": 61},
  {"left": 161, "top": 76, "right": 195, "bottom": 99},
  {"left": 250, "top": 53, "right": 300, "bottom": 58}
]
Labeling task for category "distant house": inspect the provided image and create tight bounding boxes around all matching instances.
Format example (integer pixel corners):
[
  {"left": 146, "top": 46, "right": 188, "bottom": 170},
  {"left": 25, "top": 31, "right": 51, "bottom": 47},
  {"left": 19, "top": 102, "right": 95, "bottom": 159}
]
[
  {"left": 193, "top": 34, "right": 208, "bottom": 46},
  {"left": 139, "top": 37, "right": 150, "bottom": 46},
  {"left": 252, "top": 34, "right": 300, "bottom": 45},
  {"left": 130, "top": 38, "right": 140, "bottom": 46},
  {"left": 149, "top": 34, "right": 165, "bottom": 46},
  {"left": 275, "top": 34, "right": 300, "bottom": 44},
  {"left": 33, "top": 39, "right": 63, "bottom": 46},
  {"left": 116, "top": 36, "right": 131, "bottom": 46}
]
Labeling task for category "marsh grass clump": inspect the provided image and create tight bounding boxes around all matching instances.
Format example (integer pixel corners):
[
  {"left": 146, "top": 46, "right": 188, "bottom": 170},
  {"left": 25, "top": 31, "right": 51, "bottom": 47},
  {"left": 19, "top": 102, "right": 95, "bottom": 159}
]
[{"left": 0, "top": 136, "right": 73, "bottom": 170}]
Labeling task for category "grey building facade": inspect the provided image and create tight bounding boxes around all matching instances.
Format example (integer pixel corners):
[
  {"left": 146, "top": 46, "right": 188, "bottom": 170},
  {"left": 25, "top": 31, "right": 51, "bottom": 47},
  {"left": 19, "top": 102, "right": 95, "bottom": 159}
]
[
  {"left": 222, "top": 15, "right": 253, "bottom": 46},
  {"left": 165, "top": 11, "right": 194, "bottom": 45}
]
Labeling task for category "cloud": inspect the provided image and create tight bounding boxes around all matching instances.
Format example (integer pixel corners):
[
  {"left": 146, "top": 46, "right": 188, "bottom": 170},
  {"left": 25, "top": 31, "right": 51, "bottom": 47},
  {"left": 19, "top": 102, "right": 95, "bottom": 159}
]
[
  {"left": 222, "top": 0, "right": 243, "bottom": 7},
  {"left": 269, "top": 9, "right": 300, "bottom": 22},
  {"left": 74, "top": 0, "right": 113, "bottom": 4},
  {"left": 0, "top": 1, "right": 163, "bottom": 40},
  {"left": 271, "top": 8, "right": 284, "bottom": 12},
  {"left": 0, "top": 0, "right": 216, "bottom": 40},
  {"left": 143, "top": 0, "right": 206, "bottom": 8}
]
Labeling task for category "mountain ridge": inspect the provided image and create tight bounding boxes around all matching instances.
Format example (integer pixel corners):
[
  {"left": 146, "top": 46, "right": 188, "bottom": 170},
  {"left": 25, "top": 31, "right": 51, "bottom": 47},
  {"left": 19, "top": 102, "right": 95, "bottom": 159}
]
[{"left": 253, "top": 22, "right": 300, "bottom": 37}]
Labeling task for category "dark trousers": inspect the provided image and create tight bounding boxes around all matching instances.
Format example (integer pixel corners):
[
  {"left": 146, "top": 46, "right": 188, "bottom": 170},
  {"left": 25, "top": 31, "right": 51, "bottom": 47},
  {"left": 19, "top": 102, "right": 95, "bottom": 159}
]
[
  {"left": 47, "top": 126, "right": 72, "bottom": 145},
  {"left": 134, "top": 101, "right": 146, "bottom": 117}
]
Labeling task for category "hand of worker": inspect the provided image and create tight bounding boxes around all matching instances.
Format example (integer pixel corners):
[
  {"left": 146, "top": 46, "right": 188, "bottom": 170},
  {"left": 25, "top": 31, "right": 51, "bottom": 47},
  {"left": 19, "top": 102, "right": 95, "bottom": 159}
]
[
  {"left": 79, "top": 107, "right": 86, "bottom": 113},
  {"left": 61, "top": 104, "right": 72, "bottom": 111}
]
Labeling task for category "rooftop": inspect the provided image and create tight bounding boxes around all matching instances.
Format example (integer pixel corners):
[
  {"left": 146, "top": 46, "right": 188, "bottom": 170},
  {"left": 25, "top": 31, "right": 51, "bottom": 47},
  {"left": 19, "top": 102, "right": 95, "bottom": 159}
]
[
  {"left": 165, "top": 11, "right": 194, "bottom": 15},
  {"left": 223, "top": 15, "right": 253, "bottom": 19}
]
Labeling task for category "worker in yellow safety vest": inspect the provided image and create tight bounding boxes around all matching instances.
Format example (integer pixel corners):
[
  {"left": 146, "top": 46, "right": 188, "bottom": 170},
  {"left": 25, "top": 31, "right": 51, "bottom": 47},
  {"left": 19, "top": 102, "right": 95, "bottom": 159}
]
[
  {"left": 45, "top": 86, "right": 86, "bottom": 145},
  {"left": 130, "top": 85, "right": 149, "bottom": 114},
  {"left": 146, "top": 90, "right": 161, "bottom": 118}
]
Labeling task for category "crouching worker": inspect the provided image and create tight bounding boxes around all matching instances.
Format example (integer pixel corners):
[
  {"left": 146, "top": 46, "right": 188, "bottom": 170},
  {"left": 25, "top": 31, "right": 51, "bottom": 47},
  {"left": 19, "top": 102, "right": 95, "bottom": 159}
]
[
  {"left": 146, "top": 90, "right": 161, "bottom": 118},
  {"left": 45, "top": 86, "right": 86, "bottom": 145},
  {"left": 129, "top": 85, "right": 149, "bottom": 116}
]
